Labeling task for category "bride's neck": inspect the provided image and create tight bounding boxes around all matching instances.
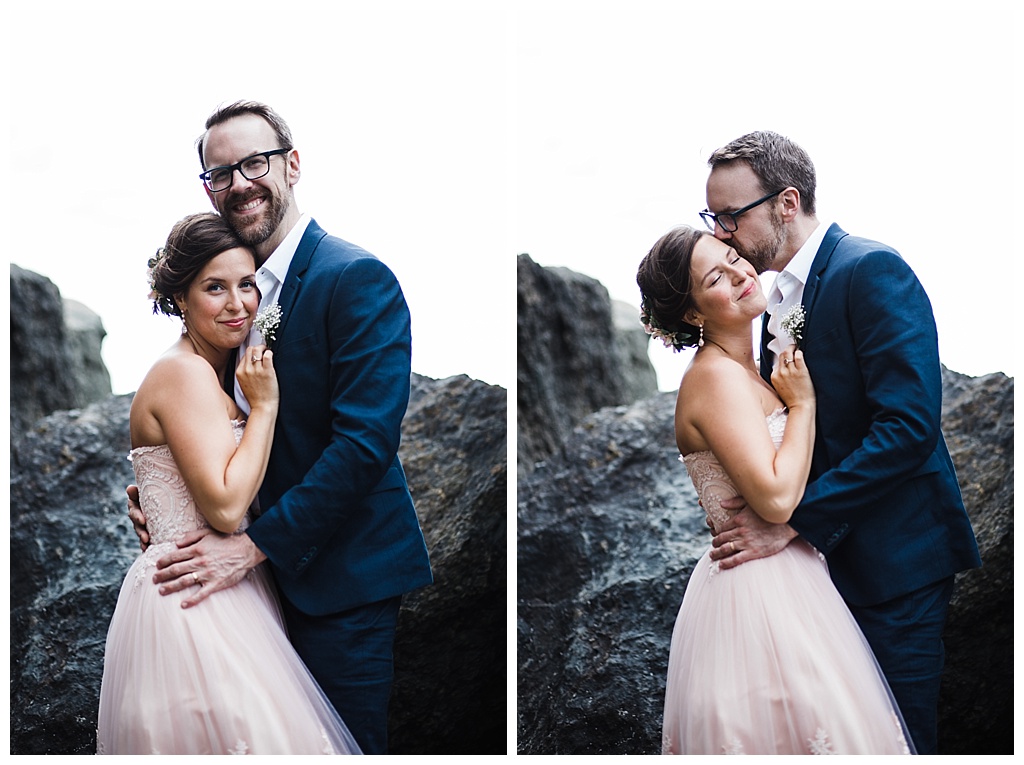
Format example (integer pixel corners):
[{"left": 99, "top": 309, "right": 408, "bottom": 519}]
[
  {"left": 701, "top": 327, "right": 757, "bottom": 368},
  {"left": 178, "top": 332, "right": 231, "bottom": 381}
]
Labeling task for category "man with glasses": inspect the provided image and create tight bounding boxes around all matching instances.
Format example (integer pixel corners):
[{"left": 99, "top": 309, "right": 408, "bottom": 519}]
[
  {"left": 698, "top": 131, "right": 980, "bottom": 754},
  {"left": 128, "top": 100, "right": 433, "bottom": 754}
]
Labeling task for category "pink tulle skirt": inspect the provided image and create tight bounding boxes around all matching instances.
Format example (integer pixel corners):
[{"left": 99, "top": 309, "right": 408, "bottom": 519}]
[
  {"left": 662, "top": 539, "right": 913, "bottom": 755},
  {"left": 96, "top": 544, "right": 360, "bottom": 754}
]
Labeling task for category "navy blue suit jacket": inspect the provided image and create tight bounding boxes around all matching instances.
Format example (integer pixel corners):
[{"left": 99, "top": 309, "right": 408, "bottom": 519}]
[
  {"left": 246, "top": 219, "right": 432, "bottom": 615},
  {"left": 760, "top": 223, "right": 980, "bottom": 607}
]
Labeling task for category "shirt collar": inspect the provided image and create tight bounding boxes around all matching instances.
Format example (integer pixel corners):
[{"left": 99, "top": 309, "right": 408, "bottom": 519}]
[
  {"left": 258, "top": 213, "right": 312, "bottom": 287},
  {"left": 782, "top": 220, "right": 831, "bottom": 286}
]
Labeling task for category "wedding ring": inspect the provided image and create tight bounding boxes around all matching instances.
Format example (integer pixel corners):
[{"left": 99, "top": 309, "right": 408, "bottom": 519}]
[
  {"left": 191, "top": 572, "right": 200, "bottom": 585},
  {"left": 251, "top": 354, "right": 261, "bottom": 363},
  {"left": 784, "top": 358, "right": 792, "bottom": 365}
]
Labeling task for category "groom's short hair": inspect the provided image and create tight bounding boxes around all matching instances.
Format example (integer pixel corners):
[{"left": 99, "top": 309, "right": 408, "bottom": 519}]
[
  {"left": 708, "top": 131, "right": 817, "bottom": 216},
  {"left": 196, "top": 100, "right": 295, "bottom": 170}
]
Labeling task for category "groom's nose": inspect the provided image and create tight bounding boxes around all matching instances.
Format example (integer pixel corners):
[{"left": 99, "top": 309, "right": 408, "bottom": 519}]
[{"left": 229, "top": 172, "right": 254, "bottom": 194}]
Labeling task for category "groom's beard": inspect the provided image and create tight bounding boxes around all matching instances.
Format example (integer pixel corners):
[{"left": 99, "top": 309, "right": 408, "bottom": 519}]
[
  {"left": 224, "top": 188, "right": 289, "bottom": 247},
  {"left": 737, "top": 206, "right": 787, "bottom": 275}
]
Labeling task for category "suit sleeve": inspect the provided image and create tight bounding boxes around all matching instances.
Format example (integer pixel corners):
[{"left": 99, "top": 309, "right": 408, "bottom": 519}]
[
  {"left": 788, "top": 250, "right": 944, "bottom": 550},
  {"left": 246, "top": 256, "right": 411, "bottom": 574}
]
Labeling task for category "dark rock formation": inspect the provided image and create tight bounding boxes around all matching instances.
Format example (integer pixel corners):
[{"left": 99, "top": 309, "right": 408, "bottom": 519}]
[
  {"left": 391, "top": 373, "right": 507, "bottom": 754},
  {"left": 611, "top": 299, "right": 659, "bottom": 401},
  {"left": 516, "top": 259, "right": 1012, "bottom": 756},
  {"left": 64, "top": 298, "right": 113, "bottom": 406},
  {"left": 517, "top": 392, "right": 700, "bottom": 755},
  {"left": 10, "top": 373, "right": 506, "bottom": 755},
  {"left": 10, "top": 265, "right": 111, "bottom": 439},
  {"left": 10, "top": 264, "right": 80, "bottom": 437},
  {"left": 517, "top": 254, "right": 657, "bottom": 479},
  {"left": 935, "top": 366, "right": 1013, "bottom": 755},
  {"left": 516, "top": 370, "right": 1012, "bottom": 754}
]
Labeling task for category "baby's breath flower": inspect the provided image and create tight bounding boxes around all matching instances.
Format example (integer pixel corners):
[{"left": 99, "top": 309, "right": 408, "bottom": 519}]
[
  {"left": 253, "top": 302, "right": 282, "bottom": 347},
  {"left": 780, "top": 304, "right": 806, "bottom": 348}
]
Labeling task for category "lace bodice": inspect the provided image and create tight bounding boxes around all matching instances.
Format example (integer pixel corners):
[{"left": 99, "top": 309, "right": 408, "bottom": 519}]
[
  {"left": 128, "top": 419, "right": 249, "bottom": 545},
  {"left": 680, "top": 408, "right": 787, "bottom": 534}
]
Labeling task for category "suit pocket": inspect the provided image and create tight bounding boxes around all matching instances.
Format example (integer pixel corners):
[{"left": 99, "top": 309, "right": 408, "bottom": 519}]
[
  {"left": 274, "top": 332, "right": 318, "bottom": 358},
  {"left": 804, "top": 325, "right": 840, "bottom": 349}
]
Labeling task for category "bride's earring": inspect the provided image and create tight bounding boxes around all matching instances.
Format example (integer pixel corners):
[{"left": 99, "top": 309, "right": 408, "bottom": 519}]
[{"left": 698, "top": 324, "right": 704, "bottom": 347}]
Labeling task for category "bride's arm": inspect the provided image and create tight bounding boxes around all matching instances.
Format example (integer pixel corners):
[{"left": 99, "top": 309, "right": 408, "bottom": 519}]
[
  {"left": 150, "top": 352, "right": 279, "bottom": 534},
  {"left": 685, "top": 350, "right": 815, "bottom": 524}
]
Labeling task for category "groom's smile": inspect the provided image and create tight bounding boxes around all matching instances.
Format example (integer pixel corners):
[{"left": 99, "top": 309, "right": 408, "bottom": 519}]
[{"left": 234, "top": 196, "right": 265, "bottom": 214}]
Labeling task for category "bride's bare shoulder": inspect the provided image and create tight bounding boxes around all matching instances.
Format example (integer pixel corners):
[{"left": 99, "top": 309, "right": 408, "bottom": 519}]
[
  {"left": 131, "top": 349, "right": 223, "bottom": 438},
  {"left": 678, "top": 352, "right": 750, "bottom": 401}
]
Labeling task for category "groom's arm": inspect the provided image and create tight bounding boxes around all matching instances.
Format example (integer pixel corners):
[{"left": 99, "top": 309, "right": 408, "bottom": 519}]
[
  {"left": 245, "top": 255, "right": 411, "bottom": 575},
  {"left": 787, "top": 248, "right": 943, "bottom": 552}
]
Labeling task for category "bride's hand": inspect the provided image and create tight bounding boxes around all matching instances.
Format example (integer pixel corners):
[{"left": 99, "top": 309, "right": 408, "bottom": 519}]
[
  {"left": 236, "top": 344, "right": 279, "bottom": 412},
  {"left": 771, "top": 346, "right": 815, "bottom": 411}
]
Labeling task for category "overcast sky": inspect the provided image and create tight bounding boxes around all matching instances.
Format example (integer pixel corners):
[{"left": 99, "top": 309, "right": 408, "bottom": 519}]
[
  {"left": 6, "top": 1, "right": 512, "bottom": 395},
  {"left": 5, "top": 1, "right": 1018, "bottom": 401},
  {"left": 514, "top": 1, "right": 1020, "bottom": 389}
]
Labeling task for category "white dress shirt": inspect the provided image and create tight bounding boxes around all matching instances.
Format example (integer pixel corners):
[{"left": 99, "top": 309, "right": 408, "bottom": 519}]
[
  {"left": 235, "top": 213, "right": 312, "bottom": 413},
  {"left": 764, "top": 221, "right": 831, "bottom": 369}
]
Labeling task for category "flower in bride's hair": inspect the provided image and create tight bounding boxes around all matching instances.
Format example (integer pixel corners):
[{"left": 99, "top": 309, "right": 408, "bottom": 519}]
[
  {"left": 780, "top": 304, "right": 806, "bottom": 348},
  {"left": 146, "top": 247, "right": 177, "bottom": 315},
  {"left": 146, "top": 247, "right": 165, "bottom": 297},
  {"left": 640, "top": 297, "right": 692, "bottom": 352},
  {"left": 253, "top": 302, "right": 282, "bottom": 347}
]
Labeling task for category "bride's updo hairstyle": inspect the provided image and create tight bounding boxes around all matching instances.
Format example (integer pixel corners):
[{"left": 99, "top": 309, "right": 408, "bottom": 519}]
[
  {"left": 636, "top": 225, "right": 710, "bottom": 352},
  {"left": 147, "top": 213, "right": 249, "bottom": 317}
]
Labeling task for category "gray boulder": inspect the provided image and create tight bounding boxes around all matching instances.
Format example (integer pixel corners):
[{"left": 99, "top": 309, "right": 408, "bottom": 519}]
[
  {"left": 517, "top": 254, "right": 657, "bottom": 478},
  {"left": 515, "top": 253, "right": 1011, "bottom": 756},
  {"left": 10, "top": 373, "right": 506, "bottom": 755},
  {"left": 10, "top": 265, "right": 111, "bottom": 440},
  {"left": 516, "top": 365, "right": 1012, "bottom": 755},
  {"left": 64, "top": 298, "right": 113, "bottom": 406}
]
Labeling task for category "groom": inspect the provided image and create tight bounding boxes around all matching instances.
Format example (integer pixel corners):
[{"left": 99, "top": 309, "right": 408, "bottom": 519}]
[
  {"left": 130, "top": 101, "right": 432, "bottom": 754},
  {"left": 699, "top": 131, "right": 981, "bottom": 754}
]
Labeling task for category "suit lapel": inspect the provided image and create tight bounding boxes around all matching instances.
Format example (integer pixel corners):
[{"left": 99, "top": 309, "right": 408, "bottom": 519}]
[
  {"left": 276, "top": 218, "right": 327, "bottom": 341},
  {"left": 802, "top": 223, "right": 847, "bottom": 320}
]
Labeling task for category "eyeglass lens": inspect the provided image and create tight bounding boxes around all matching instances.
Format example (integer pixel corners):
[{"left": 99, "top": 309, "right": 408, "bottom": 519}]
[{"left": 207, "top": 155, "right": 272, "bottom": 191}]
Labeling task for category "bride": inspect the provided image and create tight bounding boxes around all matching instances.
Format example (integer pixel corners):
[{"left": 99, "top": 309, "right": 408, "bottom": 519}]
[
  {"left": 637, "top": 225, "right": 913, "bottom": 755},
  {"left": 96, "top": 213, "right": 360, "bottom": 755}
]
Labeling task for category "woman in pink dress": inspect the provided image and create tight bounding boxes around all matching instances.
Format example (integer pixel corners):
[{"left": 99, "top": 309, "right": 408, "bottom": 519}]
[
  {"left": 96, "top": 213, "right": 360, "bottom": 754},
  {"left": 637, "top": 225, "right": 913, "bottom": 755}
]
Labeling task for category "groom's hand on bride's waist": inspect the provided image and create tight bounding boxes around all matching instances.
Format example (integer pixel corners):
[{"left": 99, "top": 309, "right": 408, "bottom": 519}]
[
  {"left": 153, "top": 529, "right": 268, "bottom": 609},
  {"left": 709, "top": 500, "right": 798, "bottom": 570},
  {"left": 126, "top": 485, "right": 149, "bottom": 552}
]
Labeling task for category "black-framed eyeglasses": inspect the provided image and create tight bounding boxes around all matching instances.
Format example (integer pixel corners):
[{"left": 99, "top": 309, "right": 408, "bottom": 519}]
[
  {"left": 699, "top": 189, "right": 785, "bottom": 233},
  {"left": 199, "top": 149, "right": 291, "bottom": 193}
]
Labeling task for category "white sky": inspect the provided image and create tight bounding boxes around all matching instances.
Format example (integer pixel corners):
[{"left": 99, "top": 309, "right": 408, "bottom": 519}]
[
  {"left": 514, "top": 1, "right": 1021, "bottom": 390},
  {"left": 5, "top": 1, "right": 514, "bottom": 394},
  {"left": 4, "top": 1, "right": 1019, "bottom": 398}
]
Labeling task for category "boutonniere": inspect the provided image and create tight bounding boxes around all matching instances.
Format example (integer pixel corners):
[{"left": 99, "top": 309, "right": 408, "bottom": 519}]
[
  {"left": 779, "top": 304, "right": 805, "bottom": 349},
  {"left": 253, "top": 302, "right": 282, "bottom": 348}
]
